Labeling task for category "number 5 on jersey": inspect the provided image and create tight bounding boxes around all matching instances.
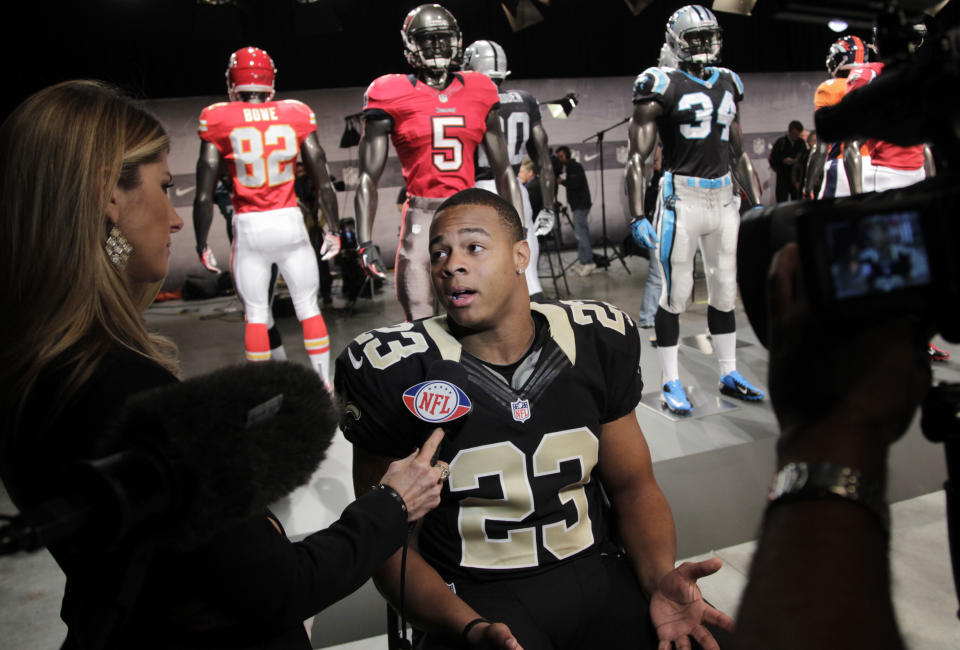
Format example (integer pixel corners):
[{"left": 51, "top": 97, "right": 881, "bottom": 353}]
[{"left": 432, "top": 115, "right": 465, "bottom": 172}]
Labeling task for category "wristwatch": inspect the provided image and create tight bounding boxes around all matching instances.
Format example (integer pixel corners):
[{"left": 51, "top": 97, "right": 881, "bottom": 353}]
[{"left": 768, "top": 461, "right": 889, "bottom": 534}]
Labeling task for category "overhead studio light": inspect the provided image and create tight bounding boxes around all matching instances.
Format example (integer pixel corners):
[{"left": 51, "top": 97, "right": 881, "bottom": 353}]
[
  {"left": 828, "top": 19, "right": 850, "bottom": 32},
  {"left": 540, "top": 93, "right": 578, "bottom": 119}
]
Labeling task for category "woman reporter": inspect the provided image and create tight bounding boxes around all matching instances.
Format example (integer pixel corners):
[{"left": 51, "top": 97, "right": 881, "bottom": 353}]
[{"left": 0, "top": 80, "right": 445, "bottom": 649}]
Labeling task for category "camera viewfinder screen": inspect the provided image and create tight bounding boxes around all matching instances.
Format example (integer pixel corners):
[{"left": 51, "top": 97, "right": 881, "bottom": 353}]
[{"left": 825, "top": 210, "right": 931, "bottom": 300}]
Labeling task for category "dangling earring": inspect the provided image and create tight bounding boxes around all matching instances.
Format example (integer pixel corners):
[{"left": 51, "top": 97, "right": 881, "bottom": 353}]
[
  {"left": 105, "top": 226, "right": 133, "bottom": 270},
  {"left": 516, "top": 268, "right": 525, "bottom": 275}
]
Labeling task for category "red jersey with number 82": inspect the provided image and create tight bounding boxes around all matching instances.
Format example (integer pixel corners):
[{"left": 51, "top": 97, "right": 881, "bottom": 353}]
[
  {"left": 198, "top": 99, "right": 316, "bottom": 214},
  {"left": 362, "top": 72, "right": 500, "bottom": 199}
]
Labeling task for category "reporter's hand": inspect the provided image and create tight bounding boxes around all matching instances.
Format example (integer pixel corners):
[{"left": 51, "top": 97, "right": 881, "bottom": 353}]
[
  {"left": 198, "top": 246, "right": 221, "bottom": 273},
  {"left": 465, "top": 620, "right": 523, "bottom": 649},
  {"left": 767, "top": 243, "right": 930, "bottom": 465},
  {"left": 379, "top": 428, "right": 445, "bottom": 522}
]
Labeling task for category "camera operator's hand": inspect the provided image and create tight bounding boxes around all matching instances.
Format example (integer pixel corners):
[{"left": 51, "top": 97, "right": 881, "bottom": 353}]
[
  {"left": 378, "top": 428, "right": 446, "bottom": 522},
  {"left": 766, "top": 243, "right": 931, "bottom": 473}
]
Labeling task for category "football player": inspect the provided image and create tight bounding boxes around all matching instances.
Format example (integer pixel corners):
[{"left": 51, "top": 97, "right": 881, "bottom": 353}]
[
  {"left": 194, "top": 47, "right": 341, "bottom": 383},
  {"left": 355, "top": 4, "right": 524, "bottom": 321},
  {"left": 463, "top": 39, "right": 557, "bottom": 301},
  {"left": 337, "top": 188, "right": 732, "bottom": 650},
  {"left": 625, "top": 5, "right": 763, "bottom": 415},
  {"left": 803, "top": 35, "right": 870, "bottom": 199}
]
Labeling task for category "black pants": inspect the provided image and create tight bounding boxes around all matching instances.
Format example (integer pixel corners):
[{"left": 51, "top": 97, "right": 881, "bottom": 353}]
[{"left": 421, "top": 552, "right": 730, "bottom": 650}]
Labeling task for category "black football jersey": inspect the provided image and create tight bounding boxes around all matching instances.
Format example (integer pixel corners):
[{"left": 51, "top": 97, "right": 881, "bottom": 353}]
[
  {"left": 476, "top": 88, "right": 543, "bottom": 180},
  {"left": 335, "top": 300, "right": 644, "bottom": 582},
  {"left": 632, "top": 66, "right": 745, "bottom": 179}
]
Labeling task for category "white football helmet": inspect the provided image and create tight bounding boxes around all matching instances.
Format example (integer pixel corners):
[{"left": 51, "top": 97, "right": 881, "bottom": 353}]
[
  {"left": 401, "top": 4, "right": 462, "bottom": 74},
  {"left": 665, "top": 5, "right": 722, "bottom": 66},
  {"left": 462, "top": 40, "right": 510, "bottom": 81}
]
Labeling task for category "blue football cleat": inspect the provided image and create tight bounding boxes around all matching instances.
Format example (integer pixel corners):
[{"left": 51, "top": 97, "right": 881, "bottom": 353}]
[
  {"left": 661, "top": 379, "right": 692, "bottom": 415},
  {"left": 719, "top": 370, "right": 765, "bottom": 401}
]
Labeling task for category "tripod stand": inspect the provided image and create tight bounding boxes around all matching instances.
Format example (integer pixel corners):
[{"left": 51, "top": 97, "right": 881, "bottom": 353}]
[{"left": 582, "top": 117, "right": 631, "bottom": 274}]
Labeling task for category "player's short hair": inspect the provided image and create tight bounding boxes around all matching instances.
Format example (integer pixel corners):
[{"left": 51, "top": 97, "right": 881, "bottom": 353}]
[
  {"left": 435, "top": 188, "right": 524, "bottom": 243},
  {"left": 789, "top": 120, "right": 804, "bottom": 133}
]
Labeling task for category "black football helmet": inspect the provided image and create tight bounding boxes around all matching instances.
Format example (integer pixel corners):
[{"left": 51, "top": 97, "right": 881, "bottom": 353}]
[{"left": 401, "top": 4, "right": 462, "bottom": 74}]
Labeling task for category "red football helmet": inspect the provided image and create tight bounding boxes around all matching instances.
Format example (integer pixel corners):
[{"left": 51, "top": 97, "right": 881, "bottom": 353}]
[{"left": 226, "top": 47, "right": 276, "bottom": 101}]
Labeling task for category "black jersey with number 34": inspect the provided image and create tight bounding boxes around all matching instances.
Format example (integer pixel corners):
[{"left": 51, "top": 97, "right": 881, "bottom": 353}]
[
  {"left": 335, "top": 300, "right": 643, "bottom": 582},
  {"left": 633, "top": 66, "right": 745, "bottom": 179}
]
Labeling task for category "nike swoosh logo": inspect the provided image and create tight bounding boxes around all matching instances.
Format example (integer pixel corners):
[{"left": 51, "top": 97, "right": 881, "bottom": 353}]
[
  {"left": 349, "top": 348, "right": 363, "bottom": 370},
  {"left": 584, "top": 153, "right": 599, "bottom": 162},
  {"left": 176, "top": 187, "right": 194, "bottom": 197}
]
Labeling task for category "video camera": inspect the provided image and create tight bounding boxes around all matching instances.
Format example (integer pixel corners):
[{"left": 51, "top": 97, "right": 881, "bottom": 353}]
[{"left": 736, "top": 3, "right": 960, "bottom": 347}]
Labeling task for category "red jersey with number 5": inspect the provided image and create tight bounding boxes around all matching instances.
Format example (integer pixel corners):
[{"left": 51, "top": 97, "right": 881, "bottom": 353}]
[
  {"left": 198, "top": 99, "right": 316, "bottom": 214},
  {"left": 362, "top": 72, "right": 500, "bottom": 199}
]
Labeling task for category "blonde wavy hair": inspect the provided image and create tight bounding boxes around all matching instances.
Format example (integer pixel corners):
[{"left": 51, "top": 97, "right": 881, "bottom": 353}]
[{"left": 0, "top": 80, "right": 179, "bottom": 431}]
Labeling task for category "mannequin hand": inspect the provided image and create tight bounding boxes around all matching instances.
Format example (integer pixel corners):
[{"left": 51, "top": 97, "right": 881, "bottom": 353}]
[{"left": 631, "top": 218, "right": 659, "bottom": 248}]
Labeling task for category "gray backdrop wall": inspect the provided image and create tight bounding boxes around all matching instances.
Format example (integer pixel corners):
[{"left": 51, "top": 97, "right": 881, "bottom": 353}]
[{"left": 148, "top": 71, "right": 825, "bottom": 291}]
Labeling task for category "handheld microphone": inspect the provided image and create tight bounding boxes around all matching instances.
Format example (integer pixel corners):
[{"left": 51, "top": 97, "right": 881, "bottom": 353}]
[{"left": 0, "top": 362, "right": 337, "bottom": 555}]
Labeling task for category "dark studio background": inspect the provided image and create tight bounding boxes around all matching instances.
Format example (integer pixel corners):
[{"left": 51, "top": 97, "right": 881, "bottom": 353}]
[{"left": 7, "top": 0, "right": 958, "bottom": 120}]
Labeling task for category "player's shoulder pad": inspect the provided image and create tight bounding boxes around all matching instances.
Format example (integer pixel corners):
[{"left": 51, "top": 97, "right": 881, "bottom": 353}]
[
  {"left": 633, "top": 67, "right": 672, "bottom": 99},
  {"left": 555, "top": 299, "right": 638, "bottom": 341},
  {"left": 198, "top": 102, "right": 230, "bottom": 134},
  {"left": 814, "top": 78, "right": 846, "bottom": 109},
  {"left": 276, "top": 98, "right": 316, "bottom": 123},
  {"left": 712, "top": 66, "right": 744, "bottom": 96},
  {"left": 338, "top": 320, "right": 439, "bottom": 377},
  {"left": 365, "top": 74, "right": 416, "bottom": 103}
]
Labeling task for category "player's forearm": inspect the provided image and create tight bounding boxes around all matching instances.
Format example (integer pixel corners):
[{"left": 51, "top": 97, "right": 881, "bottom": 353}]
[
  {"left": 373, "top": 546, "right": 485, "bottom": 640},
  {"left": 192, "top": 198, "right": 215, "bottom": 253},
  {"left": 625, "top": 155, "right": 647, "bottom": 217},
  {"left": 494, "top": 168, "right": 525, "bottom": 219},
  {"left": 843, "top": 141, "right": 863, "bottom": 194},
  {"left": 611, "top": 483, "right": 678, "bottom": 596},
  {"left": 354, "top": 175, "right": 378, "bottom": 243},
  {"left": 318, "top": 185, "right": 340, "bottom": 232}
]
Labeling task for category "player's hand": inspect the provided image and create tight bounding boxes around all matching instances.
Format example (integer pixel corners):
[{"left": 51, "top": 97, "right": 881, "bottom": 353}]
[
  {"left": 320, "top": 230, "right": 341, "bottom": 262},
  {"left": 198, "top": 246, "right": 221, "bottom": 273},
  {"left": 533, "top": 209, "right": 555, "bottom": 237},
  {"left": 465, "top": 620, "right": 523, "bottom": 650},
  {"left": 358, "top": 240, "right": 387, "bottom": 280},
  {"left": 379, "top": 429, "right": 446, "bottom": 522},
  {"left": 649, "top": 558, "right": 733, "bottom": 650},
  {"left": 631, "top": 218, "right": 659, "bottom": 249}
]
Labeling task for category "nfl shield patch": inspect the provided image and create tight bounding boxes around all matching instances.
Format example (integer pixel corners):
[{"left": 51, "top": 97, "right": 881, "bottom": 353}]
[
  {"left": 402, "top": 379, "right": 472, "bottom": 423},
  {"left": 511, "top": 398, "right": 531, "bottom": 423}
]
